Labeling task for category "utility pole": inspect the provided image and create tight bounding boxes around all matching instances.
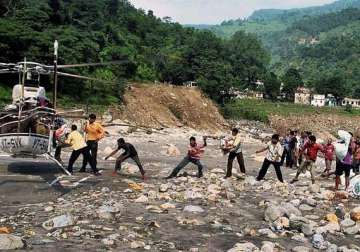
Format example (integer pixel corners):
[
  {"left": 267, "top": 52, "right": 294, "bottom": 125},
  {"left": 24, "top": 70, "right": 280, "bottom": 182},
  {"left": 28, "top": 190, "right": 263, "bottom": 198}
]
[{"left": 53, "top": 40, "right": 58, "bottom": 110}]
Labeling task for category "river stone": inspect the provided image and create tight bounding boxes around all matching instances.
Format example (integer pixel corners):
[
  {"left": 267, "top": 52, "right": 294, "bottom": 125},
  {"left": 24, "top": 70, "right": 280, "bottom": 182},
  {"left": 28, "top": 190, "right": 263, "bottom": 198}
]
[{"left": 0, "top": 234, "right": 24, "bottom": 250}]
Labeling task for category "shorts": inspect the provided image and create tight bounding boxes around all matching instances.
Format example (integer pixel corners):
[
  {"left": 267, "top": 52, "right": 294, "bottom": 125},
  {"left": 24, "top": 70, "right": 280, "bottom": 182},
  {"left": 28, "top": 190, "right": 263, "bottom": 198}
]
[{"left": 335, "top": 161, "right": 351, "bottom": 177}]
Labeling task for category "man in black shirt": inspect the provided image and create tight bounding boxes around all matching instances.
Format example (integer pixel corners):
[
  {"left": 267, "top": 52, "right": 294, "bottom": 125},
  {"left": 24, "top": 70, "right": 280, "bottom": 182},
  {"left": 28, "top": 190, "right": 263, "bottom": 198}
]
[{"left": 105, "top": 138, "right": 146, "bottom": 180}]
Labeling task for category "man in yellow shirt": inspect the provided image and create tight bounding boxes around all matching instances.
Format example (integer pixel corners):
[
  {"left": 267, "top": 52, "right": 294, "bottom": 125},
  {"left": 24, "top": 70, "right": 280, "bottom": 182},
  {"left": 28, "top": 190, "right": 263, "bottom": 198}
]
[
  {"left": 66, "top": 124, "right": 101, "bottom": 176},
  {"left": 81, "top": 114, "right": 105, "bottom": 172}
]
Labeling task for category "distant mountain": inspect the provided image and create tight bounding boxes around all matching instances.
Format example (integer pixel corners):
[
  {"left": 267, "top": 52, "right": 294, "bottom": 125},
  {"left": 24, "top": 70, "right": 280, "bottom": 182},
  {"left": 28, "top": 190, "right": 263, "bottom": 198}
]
[
  {"left": 250, "top": 0, "right": 360, "bottom": 21},
  {"left": 199, "top": 0, "right": 360, "bottom": 38},
  {"left": 188, "top": 0, "right": 360, "bottom": 98}
]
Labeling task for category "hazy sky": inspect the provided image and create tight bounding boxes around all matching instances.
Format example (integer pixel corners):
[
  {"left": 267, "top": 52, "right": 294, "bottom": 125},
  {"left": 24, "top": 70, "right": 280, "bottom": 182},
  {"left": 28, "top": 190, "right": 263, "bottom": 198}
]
[{"left": 129, "top": 0, "right": 335, "bottom": 24}]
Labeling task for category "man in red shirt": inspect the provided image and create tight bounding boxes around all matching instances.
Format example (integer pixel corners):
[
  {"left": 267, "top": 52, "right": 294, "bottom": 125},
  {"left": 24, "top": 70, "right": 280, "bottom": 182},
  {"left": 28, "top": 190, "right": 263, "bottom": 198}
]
[
  {"left": 291, "top": 135, "right": 323, "bottom": 184},
  {"left": 166, "top": 136, "right": 207, "bottom": 179}
]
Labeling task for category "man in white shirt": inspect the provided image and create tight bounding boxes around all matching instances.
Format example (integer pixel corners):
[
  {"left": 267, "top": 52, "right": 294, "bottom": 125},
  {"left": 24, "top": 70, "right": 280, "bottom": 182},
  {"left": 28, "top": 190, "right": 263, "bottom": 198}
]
[
  {"left": 255, "top": 134, "right": 284, "bottom": 182},
  {"left": 224, "top": 128, "right": 246, "bottom": 178}
]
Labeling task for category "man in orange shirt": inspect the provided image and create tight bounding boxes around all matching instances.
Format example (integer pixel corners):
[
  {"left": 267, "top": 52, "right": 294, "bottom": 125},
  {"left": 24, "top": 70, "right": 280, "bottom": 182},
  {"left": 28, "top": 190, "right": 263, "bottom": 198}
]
[{"left": 80, "top": 114, "right": 105, "bottom": 172}]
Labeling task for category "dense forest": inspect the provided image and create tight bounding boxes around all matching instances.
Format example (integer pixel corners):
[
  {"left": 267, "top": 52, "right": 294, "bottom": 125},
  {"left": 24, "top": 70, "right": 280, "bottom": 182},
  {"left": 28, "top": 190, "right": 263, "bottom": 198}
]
[
  {"left": 196, "top": 0, "right": 360, "bottom": 99},
  {"left": 0, "top": 0, "right": 271, "bottom": 106}
]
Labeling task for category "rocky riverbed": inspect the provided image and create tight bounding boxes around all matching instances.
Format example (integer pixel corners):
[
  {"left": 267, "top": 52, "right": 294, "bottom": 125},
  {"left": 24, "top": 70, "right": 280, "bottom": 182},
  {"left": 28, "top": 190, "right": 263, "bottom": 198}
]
[{"left": 0, "top": 126, "right": 360, "bottom": 251}]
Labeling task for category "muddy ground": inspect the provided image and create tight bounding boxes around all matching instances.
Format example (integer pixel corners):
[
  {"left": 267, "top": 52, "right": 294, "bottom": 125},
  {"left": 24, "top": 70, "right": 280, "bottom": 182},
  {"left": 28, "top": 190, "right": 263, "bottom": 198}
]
[{"left": 0, "top": 127, "right": 359, "bottom": 251}]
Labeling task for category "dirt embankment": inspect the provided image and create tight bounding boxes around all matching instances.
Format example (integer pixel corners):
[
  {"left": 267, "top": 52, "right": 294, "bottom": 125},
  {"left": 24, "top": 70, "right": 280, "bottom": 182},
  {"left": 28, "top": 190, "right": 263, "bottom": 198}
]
[
  {"left": 112, "top": 84, "right": 227, "bottom": 132},
  {"left": 270, "top": 113, "right": 360, "bottom": 139}
]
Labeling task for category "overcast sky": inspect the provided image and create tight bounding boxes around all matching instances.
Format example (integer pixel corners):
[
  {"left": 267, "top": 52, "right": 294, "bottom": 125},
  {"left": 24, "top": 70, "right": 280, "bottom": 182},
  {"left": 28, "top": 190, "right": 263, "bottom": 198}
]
[{"left": 129, "top": 0, "right": 335, "bottom": 24}]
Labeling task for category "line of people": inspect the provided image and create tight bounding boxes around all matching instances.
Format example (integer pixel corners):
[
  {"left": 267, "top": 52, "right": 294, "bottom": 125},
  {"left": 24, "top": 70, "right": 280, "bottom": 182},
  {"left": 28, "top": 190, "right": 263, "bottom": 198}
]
[{"left": 54, "top": 114, "right": 360, "bottom": 192}]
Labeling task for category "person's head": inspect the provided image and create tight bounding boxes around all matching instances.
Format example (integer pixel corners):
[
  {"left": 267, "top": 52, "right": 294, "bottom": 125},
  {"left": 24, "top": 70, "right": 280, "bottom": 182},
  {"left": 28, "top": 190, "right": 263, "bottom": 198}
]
[
  {"left": 71, "top": 124, "right": 77, "bottom": 131},
  {"left": 117, "top": 138, "right": 125, "bottom": 146},
  {"left": 232, "top": 128, "right": 239, "bottom": 136},
  {"left": 290, "top": 130, "right": 295, "bottom": 136},
  {"left": 308, "top": 135, "right": 316, "bottom": 144},
  {"left": 327, "top": 138, "right": 333, "bottom": 144},
  {"left": 89, "top": 114, "right": 96, "bottom": 123},
  {"left": 190, "top": 136, "right": 196, "bottom": 146},
  {"left": 271, "top": 134, "right": 280, "bottom": 144}
]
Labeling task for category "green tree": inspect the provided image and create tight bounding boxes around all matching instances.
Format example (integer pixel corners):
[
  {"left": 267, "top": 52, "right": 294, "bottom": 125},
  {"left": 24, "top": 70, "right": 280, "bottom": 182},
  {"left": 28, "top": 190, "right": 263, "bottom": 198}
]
[
  {"left": 264, "top": 72, "right": 281, "bottom": 100},
  {"left": 281, "top": 68, "right": 303, "bottom": 101}
]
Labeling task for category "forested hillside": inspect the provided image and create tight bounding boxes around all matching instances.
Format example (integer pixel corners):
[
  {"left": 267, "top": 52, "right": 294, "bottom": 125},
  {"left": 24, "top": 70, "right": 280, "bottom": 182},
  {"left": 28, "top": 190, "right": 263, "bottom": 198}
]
[
  {"left": 0, "top": 0, "right": 269, "bottom": 105},
  {"left": 193, "top": 0, "right": 360, "bottom": 99}
]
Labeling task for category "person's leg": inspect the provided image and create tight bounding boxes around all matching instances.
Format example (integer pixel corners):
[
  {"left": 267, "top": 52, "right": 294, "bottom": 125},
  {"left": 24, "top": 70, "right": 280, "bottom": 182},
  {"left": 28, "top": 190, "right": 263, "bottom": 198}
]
[
  {"left": 236, "top": 152, "right": 246, "bottom": 174},
  {"left": 273, "top": 161, "right": 284, "bottom": 182},
  {"left": 309, "top": 161, "right": 316, "bottom": 184},
  {"left": 115, "top": 154, "right": 129, "bottom": 172},
  {"left": 286, "top": 149, "right": 291, "bottom": 167},
  {"left": 345, "top": 165, "right": 351, "bottom": 191},
  {"left": 67, "top": 150, "right": 81, "bottom": 173},
  {"left": 55, "top": 146, "right": 62, "bottom": 162},
  {"left": 91, "top": 141, "right": 98, "bottom": 166},
  {"left": 82, "top": 147, "right": 99, "bottom": 174},
  {"left": 281, "top": 149, "right": 287, "bottom": 166},
  {"left": 335, "top": 161, "right": 343, "bottom": 190},
  {"left": 131, "top": 155, "right": 145, "bottom": 176},
  {"left": 291, "top": 160, "right": 306, "bottom": 183},
  {"left": 226, "top": 152, "right": 236, "bottom": 178},
  {"left": 256, "top": 159, "right": 271, "bottom": 181},
  {"left": 80, "top": 141, "right": 91, "bottom": 171},
  {"left": 191, "top": 159, "right": 204, "bottom": 178},
  {"left": 167, "top": 156, "right": 190, "bottom": 178}
]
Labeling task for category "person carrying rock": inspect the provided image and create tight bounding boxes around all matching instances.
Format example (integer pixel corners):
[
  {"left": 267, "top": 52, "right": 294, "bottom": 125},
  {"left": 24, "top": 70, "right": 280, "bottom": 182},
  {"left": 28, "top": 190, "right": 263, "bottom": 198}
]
[
  {"left": 81, "top": 114, "right": 105, "bottom": 172},
  {"left": 105, "top": 138, "right": 146, "bottom": 180},
  {"left": 66, "top": 125, "right": 101, "bottom": 176},
  {"left": 255, "top": 134, "right": 284, "bottom": 182},
  {"left": 224, "top": 128, "right": 246, "bottom": 179},
  {"left": 290, "top": 135, "right": 323, "bottom": 184},
  {"left": 166, "top": 136, "right": 207, "bottom": 179}
]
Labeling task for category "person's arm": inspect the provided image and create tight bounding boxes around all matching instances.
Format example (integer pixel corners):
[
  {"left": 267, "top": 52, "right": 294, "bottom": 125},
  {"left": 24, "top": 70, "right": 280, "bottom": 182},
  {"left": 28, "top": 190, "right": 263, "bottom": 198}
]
[
  {"left": 255, "top": 146, "right": 268, "bottom": 154},
  {"left": 203, "top": 136, "right": 207, "bottom": 147},
  {"left": 97, "top": 123, "right": 105, "bottom": 141},
  {"left": 105, "top": 149, "right": 119, "bottom": 160}
]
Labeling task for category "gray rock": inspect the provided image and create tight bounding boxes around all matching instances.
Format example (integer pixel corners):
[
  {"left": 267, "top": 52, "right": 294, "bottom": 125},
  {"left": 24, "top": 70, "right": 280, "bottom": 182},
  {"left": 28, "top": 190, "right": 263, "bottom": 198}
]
[
  {"left": 42, "top": 214, "right": 75, "bottom": 231},
  {"left": 312, "top": 233, "right": 327, "bottom": 250},
  {"left": 327, "top": 244, "right": 338, "bottom": 252},
  {"left": 261, "top": 241, "right": 275, "bottom": 252},
  {"left": 292, "top": 246, "right": 311, "bottom": 252},
  {"left": 183, "top": 205, "right": 205, "bottom": 213},
  {"left": 344, "top": 224, "right": 360, "bottom": 235},
  {"left": 303, "top": 198, "right": 317, "bottom": 207},
  {"left": 264, "top": 205, "right": 283, "bottom": 222},
  {"left": 309, "top": 184, "right": 321, "bottom": 193},
  {"left": 299, "top": 204, "right": 314, "bottom": 211},
  {"left": 289, "top": 216, "right": 309, "bottom": 231},
  {"left": 0, "top": 234, "right": 24, "bottom": 250},
  {"left": 302, "top": 223, "right": 314, "bottom": 236},
  {"left": 280, "top": 202, "right": 302, "bottom": 217},
  {"left": 227, "top": 242, "right": 259, "bottom": 252},
  {"left": 291, "top": 234, "right": 308, "bottom": 243},
  {"left": 341, "top": 219, "right": 356, "bottom": 229}
]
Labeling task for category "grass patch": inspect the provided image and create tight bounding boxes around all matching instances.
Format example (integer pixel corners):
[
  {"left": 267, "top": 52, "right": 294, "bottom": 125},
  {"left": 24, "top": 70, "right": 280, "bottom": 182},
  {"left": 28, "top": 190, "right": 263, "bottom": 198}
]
[{"left": 223, "top": 99, "right": 360, "bottom": 122}]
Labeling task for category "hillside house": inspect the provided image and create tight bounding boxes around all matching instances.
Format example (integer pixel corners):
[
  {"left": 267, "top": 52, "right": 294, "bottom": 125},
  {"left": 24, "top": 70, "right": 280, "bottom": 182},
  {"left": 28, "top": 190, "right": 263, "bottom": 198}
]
[
  {"left": 342, "top": 98, "right": 360, "bottom": 108},
  {"left": 294, "top": 87, "right": 311, "bottom": 105},
  {"left": 311, "top": 94, "right": 326, "bottom": 107},
  {"left": 183, "top": 81, "right": 197, "bottom": 88}
]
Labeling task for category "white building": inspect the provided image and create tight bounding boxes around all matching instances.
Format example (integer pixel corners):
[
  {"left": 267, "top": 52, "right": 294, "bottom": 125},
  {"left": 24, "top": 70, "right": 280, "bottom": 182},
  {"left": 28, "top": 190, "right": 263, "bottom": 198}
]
[
  {"left": 311, "top": 94, "right": 326, "bottom": 107},
  {"left": 342, "top": 98, "right": 360, "bottom": 108},
  {"left": 183, "top": 81, "right": 197, "bottom": 88}
]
